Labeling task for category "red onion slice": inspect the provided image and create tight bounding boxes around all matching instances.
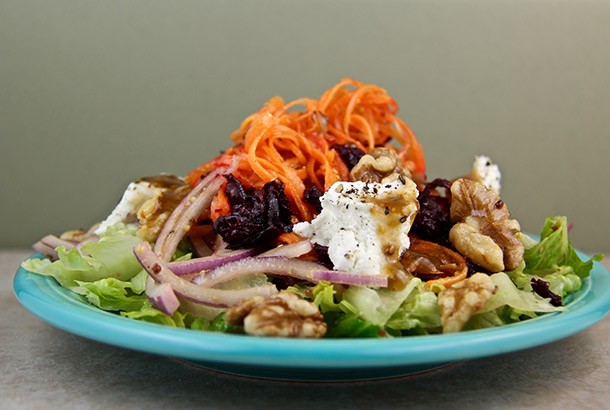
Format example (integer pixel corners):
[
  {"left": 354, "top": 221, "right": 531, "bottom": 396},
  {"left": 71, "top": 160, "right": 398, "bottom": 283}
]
[
  {"left": 167, "top": 248, "right": 257, "bottom": 275},
  {"left": 258, "top": 240, "right": 313, "bottom": 259},
  {"left": 189, "top": 236, "right": 212, "bottom": 257},
  {"left": 146, "top": 281, "right": 181, "bottom": 316},
  {"left": 311, "top": 270, "right": 388, "bottom": 287},
  {"left": 32, "top": 241, "right": 59, "bottom": 260},
  {"left": 192, "top": 256, "right": 388, "bottom": 288},
  {"left": 135, "top": 242, "right": 277, "bottom": 309},
  {"left": 154, "top": 167, "right": 230, "bottom": 261},
  {"left": 33, "top": 235, "right": 77, "bottom": 260},
  {"left": 147, "top": 161, "right": 236, "bottom": 312}
]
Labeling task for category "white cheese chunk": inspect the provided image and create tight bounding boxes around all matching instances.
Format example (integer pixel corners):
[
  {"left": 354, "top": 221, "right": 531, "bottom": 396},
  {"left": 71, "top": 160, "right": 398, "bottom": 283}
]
[
  {"left": 94, "top": 181, "right": 164, "bottom": 235},
  {"left": 293, "top": 178, "right": 419, "bottom": 276},
  {"left": 470, "top": 156, "right": 501, "bottom": 194}
]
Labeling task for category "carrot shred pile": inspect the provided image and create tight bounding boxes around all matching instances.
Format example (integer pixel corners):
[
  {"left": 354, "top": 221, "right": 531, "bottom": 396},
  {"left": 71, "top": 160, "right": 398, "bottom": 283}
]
[{"left": 186, "top": 78, "right": 426, "bottom": 222}]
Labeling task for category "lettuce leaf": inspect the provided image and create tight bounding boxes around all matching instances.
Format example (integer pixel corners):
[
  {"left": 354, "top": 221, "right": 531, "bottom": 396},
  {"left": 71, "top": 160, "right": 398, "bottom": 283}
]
[
  {"left": 21, "top": 223, "right": 143, "bottom": 288},
  {"left": 21, "top": 224, "right": 226, "bottom": 330},
  {"left": 71, "top": 270, "right": 148, "bottom": 311},
  {"left": 480, "top": 272, "right": 564, "bottom": 315},
  {"left": 307, "top": 282, "right": 382, "bottom": 338},
  {"left": 342, "top": 279, "right": 422, "bottom": 326},
  {"left": 385, "top": 283, "right": 441, "bottom": 333},
  {"left": 339, "top": 278, "right": 442, "bottom": 335},
  {"left": 523, "top": 216, "right": 603, "bottom": 279},
  {"left": 508, "top": 264, "right": 582, "bottom": 300}
]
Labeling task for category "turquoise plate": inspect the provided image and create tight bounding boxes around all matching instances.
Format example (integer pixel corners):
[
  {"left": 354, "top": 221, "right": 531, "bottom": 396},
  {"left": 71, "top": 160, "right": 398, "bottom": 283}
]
[{"left": 13, "top": 252, "right": 610, "bottom": 381}]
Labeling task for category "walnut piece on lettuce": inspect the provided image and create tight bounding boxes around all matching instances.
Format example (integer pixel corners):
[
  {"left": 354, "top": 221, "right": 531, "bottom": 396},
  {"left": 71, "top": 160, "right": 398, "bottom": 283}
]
[
  {"left": 438, "top": 272, "right": 496, "bottom": 333},
  {"left": 449, "top": 178, "right": 524, "bottom": 272},
  {"left": 225, "top": 291, "right": 327, "bottom": 338}
]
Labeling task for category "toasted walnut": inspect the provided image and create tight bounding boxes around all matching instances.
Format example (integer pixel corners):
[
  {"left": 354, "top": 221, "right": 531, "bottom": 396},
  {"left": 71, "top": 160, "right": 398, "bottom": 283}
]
[
  {"left": 136, "top": 176, "right": 190, "bottom": 242},
  {"left": 59, "top": 225, "right": 98, "bottom": 244},
  {"left": 438, "top": 272, "right": 495, "bottom": 333},
  {"left": 225, "top": 291, "right": 326, "bottom": 338},
  {"left": 350, "top": 147, "right": 410, "bottom": 183},
  {"left": 224, "top": 296, "right": 266, "bottom": 326},
  {"left": 449, "top": 222, "right": 505, "bottom": 272},
  {"left": 449, "top": 178, "right": 524, "bottom": 271}
]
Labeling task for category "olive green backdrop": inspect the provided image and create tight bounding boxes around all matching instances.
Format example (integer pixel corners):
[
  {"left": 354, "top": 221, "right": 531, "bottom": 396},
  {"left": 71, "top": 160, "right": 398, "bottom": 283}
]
[{"left": 1, "top": 0, "right": 609, "bottom": 253}]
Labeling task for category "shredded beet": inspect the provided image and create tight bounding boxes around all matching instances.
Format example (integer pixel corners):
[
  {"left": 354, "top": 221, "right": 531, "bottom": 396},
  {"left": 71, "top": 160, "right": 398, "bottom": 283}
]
[
  {"left": 303, "top": 185, "right": 324, "bottom": 214},
  {"left": 411, "top": 178, "right": 453, "bottom": 246},
  {"left": 331, "top": 143, "right": 366, "bottom": 170},
  {"left": 214, "top": 175, "right": 293, "bottom": 249},
  {"left": 313, "top": 244, "right": 334, "bottom": 269},
  {"left": 531, "top": 278, "right": 563, "bottom": 306}
]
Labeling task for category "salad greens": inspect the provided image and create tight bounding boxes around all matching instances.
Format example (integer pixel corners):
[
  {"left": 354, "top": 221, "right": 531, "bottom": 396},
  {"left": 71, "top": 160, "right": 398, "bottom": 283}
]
[
  {"left": 21, "top": 216, "right": 603, "bottom": 337},
  {"left": 22, "top": 224, "right": 143, "bottom": 288}
]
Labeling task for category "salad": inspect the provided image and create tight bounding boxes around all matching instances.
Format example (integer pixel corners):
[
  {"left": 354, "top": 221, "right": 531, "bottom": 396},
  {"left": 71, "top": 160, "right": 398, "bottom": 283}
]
[{"left": 22, "top": 78, "right": 603, "bottom": 338}]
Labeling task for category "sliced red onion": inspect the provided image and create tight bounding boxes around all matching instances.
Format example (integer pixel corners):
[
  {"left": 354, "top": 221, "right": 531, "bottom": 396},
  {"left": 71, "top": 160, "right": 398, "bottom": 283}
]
[
  {"left": 134, "top": 242, "right": 277, "bottom": 309},
  {"left": 167, "top": 248, "right": 257, "bottom": 275},
  {"left": 192, "top": 256, "right": 388, "bottom": 288},
  {"left": 41, "top": 234, "right": 76, "bottom": 249},
  {"left": 189, "top": 236, "right": 212, "bottom": 257},
  {"left": 33, "top": 235, "right": 77, "bottom": 260},
  {"left": 154, "top": 171, "right": 226, "bottom": 261},
  {"left": 311, "top": 270, "right": 388, "bottom": 287},
  {"left": 212, "top": 236, "right": 231, "bottom": 255},
  {"left": 76, "top": 234, "right": 99, "bottom": 250},
  {"left": 258, "top": 240, "right": 313, "bottom": 259},
  {"left": 147, "top": 161, "right": 236, "bottom": 312},
  {"left": 32, "top": 241, "right": 59, "bottom": 260},
  {"left": 146, "top": 281, "right": 181, "bottom": 316}
]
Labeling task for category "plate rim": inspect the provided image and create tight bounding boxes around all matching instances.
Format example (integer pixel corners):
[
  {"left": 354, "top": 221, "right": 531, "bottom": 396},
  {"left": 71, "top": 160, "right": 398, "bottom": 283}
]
[{"left": 13, "top": 251, "right": 610, "bottom": 371}]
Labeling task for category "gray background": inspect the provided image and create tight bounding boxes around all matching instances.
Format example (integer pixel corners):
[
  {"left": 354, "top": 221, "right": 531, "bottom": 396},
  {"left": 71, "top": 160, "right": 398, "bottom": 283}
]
[{"left": 2, "top": 0, "right": 609, "bottom": 253}]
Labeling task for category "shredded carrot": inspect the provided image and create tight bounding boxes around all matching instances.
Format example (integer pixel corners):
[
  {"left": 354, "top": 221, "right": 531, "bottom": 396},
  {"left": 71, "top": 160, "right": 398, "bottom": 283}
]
[
  {"left": 186, "top": 224, "right": 215, "bottom": 237},
  {"left": 209, "top": 181, "right": 230, "bottom": 222},
  {"left": 424, "top": 271, "right": 468, "bottom": 291},
  {"left": 275, "top": 232, "right": 305, "bottom": 245},
  {"left": 187, "top": 78, "right": 426, "bottom": 222}
]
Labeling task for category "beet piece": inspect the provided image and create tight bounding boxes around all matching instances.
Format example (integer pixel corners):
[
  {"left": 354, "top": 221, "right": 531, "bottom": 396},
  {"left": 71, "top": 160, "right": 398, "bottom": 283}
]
[
  {"left": 303, "top": 185, "right": 323, "bottom": 214},
  {"left": 331, "top": 143, "right": 366, "bottom": 170},
  {"left": 530, "top": 278, "right": 563, "bottom": 306},
  {"left": 214, "top": 175, "right": 293, "bottom": 249},
  {"left": 312, "top": 244, "right": 334, "bottom": 269},
  {"left": 411, "top": 178, "right": 453, "bottom": 246}
]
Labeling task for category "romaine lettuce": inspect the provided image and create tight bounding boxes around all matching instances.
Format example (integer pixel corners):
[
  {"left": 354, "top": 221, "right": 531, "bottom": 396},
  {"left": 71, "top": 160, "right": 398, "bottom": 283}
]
[
  {"left": 523, "top": 216, "right": 603, "bottom": 279},
  {"left": 21, "top": 223, "right": 143, "bottom": 288}
]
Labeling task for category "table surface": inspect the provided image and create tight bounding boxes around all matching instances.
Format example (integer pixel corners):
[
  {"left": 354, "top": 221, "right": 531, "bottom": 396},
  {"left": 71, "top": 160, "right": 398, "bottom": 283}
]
[{"left": 2, "top": 249, "right": 609, "bottom": 410}]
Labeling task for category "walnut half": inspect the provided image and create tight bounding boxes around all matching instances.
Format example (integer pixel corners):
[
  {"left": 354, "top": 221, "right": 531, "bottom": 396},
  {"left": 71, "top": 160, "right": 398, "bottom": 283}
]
[
  {"left": 225, "top": 291, "right": 327, "bottom": 338},
  {"left": 438, "top": 272, "right": 496, "bottom": 333},
  {"left": 449, "top": 178, "right": 524, "bottom": 272},
  {"left": 350, "top": 147, "right": 410, "bottom": 183}
]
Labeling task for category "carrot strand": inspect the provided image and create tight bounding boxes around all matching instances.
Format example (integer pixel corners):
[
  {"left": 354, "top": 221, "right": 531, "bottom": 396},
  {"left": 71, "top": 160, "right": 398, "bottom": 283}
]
[{"left": 187, "top": 78, "right": 427, "bottom": 223}]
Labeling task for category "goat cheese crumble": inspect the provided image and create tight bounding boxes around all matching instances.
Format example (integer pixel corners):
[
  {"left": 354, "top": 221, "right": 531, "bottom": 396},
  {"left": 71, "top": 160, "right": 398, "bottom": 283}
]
[
  {"left": 95, "top": 181, "right": 164, "bottom": 236},
  {"left": 470, "top": 156, "right": 501, "bottom": 194},
  {"left": 293, "top": 178, "right": 419, "bottom": 276}
]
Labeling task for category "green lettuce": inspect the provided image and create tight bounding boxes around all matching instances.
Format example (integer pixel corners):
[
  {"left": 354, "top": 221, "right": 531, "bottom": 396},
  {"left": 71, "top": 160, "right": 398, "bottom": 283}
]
[
  {"left": 505, "top": 216, "right": 602, "bottom": 303},
  {"left": 385, "top": 282, "right": 441, "bottom": 334},
  {"left": 523, "top": 216, "right": 603, "bottom": 279},
  {"left": 22, "top": 223, "right": 143, "bottom": 288},
  {"left": 480, "top": 272, "right": 563, "bottom": 315},
  {"left": 339, "top": 279, "right": 442, "bottom": 335},
  {"left": 342, "top": 280, "right": 420, "bottom": 327},
  {"left": 72, "top": 270, "right": 148, "bottom": 311},
  {"left": 306, "top": 282, "right": 382, "bottom": 338},
  {"left": 21, "top": 224, "right": 227, "bottom": 330}
]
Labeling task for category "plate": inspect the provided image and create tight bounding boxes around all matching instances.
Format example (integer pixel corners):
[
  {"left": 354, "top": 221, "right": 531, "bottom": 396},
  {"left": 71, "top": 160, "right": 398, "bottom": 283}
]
[{"left": 13, "top": 251, "right": 610, "bottom": 381}]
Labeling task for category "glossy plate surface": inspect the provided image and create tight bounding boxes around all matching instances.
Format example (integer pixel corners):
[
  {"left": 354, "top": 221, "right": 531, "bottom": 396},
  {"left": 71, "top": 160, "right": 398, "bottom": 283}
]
[{"left": 14, "top": 252, "right": 610, "bottom": 381}]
